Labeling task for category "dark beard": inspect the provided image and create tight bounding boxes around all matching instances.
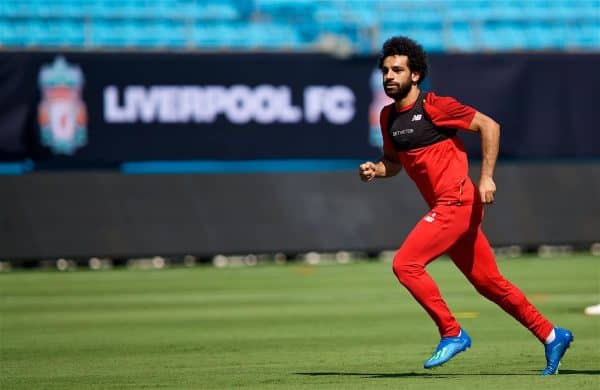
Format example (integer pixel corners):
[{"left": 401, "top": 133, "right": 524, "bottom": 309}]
[{"left": 384, "top": 79, "right": 412, "bottom": 101}]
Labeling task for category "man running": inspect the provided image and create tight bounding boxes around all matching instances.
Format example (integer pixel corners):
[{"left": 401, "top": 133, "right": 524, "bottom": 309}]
[{"left": 359, "top": 36, "right": 573, "bottom": 375}]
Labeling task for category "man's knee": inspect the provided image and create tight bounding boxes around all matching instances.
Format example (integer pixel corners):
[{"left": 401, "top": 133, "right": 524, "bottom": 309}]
[{"left": 392, "top": 253, "right": 424, "bottom": 286}]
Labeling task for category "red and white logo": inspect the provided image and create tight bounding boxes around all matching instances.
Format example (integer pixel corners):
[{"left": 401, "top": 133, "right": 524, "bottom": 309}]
[{"left": 38, "top": 56, "right": 88, "bottom": 155}]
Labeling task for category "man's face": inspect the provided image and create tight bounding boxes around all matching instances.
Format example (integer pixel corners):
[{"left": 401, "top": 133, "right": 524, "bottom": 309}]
[{"left": 381, "top": 55, "right": 420, "bottom": 101}]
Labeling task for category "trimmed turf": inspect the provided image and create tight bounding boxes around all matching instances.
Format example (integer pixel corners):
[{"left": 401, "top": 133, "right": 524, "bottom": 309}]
[{"left": 1, "top": 255, "right": 599, "bottom": 389}]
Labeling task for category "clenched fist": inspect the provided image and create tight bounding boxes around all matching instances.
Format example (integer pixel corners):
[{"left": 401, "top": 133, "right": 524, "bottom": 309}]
[
  {"left": 359, "top": 161, "right": 377, "bottom": 182},
  {"left": 478, "top": 176, "right": 496, "bottom": 204}
]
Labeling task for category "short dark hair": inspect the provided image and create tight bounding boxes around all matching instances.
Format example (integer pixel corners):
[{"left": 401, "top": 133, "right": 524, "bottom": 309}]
[{"left": 378, "top": 36, "right": 428, "bottom": 84}]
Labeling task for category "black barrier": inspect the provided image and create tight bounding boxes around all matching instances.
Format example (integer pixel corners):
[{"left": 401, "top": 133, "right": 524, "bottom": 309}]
[
  {"left": 1, "top": 52, "right": 599, "bottom": 260},
  {"left": 0, "top": 52, "right": 599, "bottom": 170},
  {"left": 0, "top": 163, "right": 598, "bottom": 260},
  {"left": 427, "top": 54, "right": 600, "bottom": 159}
]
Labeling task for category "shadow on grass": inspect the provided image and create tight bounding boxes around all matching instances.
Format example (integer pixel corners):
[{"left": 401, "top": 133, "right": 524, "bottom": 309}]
[
  {"left": 295, "top": 372, "right": 449, "bottom": 379},
  {"left": 297, "top": 370, "right": 600, "bottom": 378},
  {"left": 554, "top": 369, "right": 600, "bottom": 375}
]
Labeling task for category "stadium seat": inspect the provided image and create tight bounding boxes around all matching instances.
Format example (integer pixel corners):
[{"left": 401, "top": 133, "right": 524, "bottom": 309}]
[
  {"left": 480, "top": 22, "right": 524, "bottom": 51},
  {"left": 448, "top": 22, "right": 477, "bottom": 52},
  {"left": 0, "top": 0, "right": 598, "bottom": 52}
]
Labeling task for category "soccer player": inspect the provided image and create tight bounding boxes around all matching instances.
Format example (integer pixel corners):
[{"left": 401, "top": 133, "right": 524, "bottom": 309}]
[{"left": 359, "top": 36, "right": 573, "bottom": 375}]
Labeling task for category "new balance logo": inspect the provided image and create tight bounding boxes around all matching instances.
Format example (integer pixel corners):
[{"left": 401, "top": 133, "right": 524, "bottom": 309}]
[
  {"left": 424, "top": 212, "right": 436, "bottom": 223},
  {"left": 411, "top": 114, "right": 422, "bottom": 121}
]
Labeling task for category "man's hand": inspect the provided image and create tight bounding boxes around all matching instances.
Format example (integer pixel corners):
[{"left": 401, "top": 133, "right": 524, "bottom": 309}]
[
  {"left": 478, "top": 176, "right": 496, "bottom": 204},
  {"left": 470, "top": 111, "right": 500, "bottom": 205},
  {"left": 359, "top": 161, "right": 378, "bottom": 182}
]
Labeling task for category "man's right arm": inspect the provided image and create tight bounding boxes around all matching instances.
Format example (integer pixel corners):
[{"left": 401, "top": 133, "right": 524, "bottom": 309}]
[
  {"left": 361, "top": 104, "right": 402, "bottom": 181},
  {"left": 359, "top": 156, "right": 402, "bottom": 182}
]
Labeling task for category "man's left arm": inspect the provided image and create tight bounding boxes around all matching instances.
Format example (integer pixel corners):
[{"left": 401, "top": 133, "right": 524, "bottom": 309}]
[{"left": 468, "top": 111, "right": 500, "bottom": 204}]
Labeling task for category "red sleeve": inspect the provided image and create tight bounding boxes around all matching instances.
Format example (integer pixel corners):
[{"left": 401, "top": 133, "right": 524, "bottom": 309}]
[
  {"left": 379, "top": 104, "right": 399, "bottom": 161},
  {"left": 423, "top": 92, "right": 476, "bottom": 131}
]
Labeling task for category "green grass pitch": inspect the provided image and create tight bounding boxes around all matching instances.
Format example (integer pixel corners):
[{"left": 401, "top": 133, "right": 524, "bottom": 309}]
[{"left": 1, "top": 255, "right": 599, "bottom": 389}]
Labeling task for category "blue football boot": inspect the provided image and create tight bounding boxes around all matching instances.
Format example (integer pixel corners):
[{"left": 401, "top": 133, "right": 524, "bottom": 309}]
[
  {"left": 541, "top": 327, "right": 574, "bottom": 376},
  {"left": 424, "top": 329, "right": 471, "bottom": 369}
]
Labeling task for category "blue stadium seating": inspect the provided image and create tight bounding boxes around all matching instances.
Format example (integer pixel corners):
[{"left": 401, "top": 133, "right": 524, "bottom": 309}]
[{"left": 0, "top": 0, "right": 598, "bottom": 52}]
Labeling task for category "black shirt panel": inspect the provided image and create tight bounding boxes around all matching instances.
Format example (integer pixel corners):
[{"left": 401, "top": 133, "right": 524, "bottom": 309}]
[{"left": 386, "top": 92, "right": 457, "bottom": 151}]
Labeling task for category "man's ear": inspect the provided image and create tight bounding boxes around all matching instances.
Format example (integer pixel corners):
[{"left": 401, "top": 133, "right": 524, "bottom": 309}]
[{"left": 411, "top": 72, "right": 421, "bottom": 84}]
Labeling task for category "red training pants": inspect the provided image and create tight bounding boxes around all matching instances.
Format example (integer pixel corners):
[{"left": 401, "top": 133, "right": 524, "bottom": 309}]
[{"left": 392, "top": 200, "right": 553, "bottom": 342}]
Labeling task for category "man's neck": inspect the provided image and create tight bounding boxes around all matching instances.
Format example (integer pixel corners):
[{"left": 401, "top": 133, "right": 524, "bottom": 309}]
[{"left": 395, "top": 86, "right": 421, "bottom": 110}]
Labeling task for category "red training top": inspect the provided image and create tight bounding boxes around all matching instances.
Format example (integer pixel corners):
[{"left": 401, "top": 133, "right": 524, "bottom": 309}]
[{"left": 380, "top": 92, "right": 478, "bottom": 207}]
